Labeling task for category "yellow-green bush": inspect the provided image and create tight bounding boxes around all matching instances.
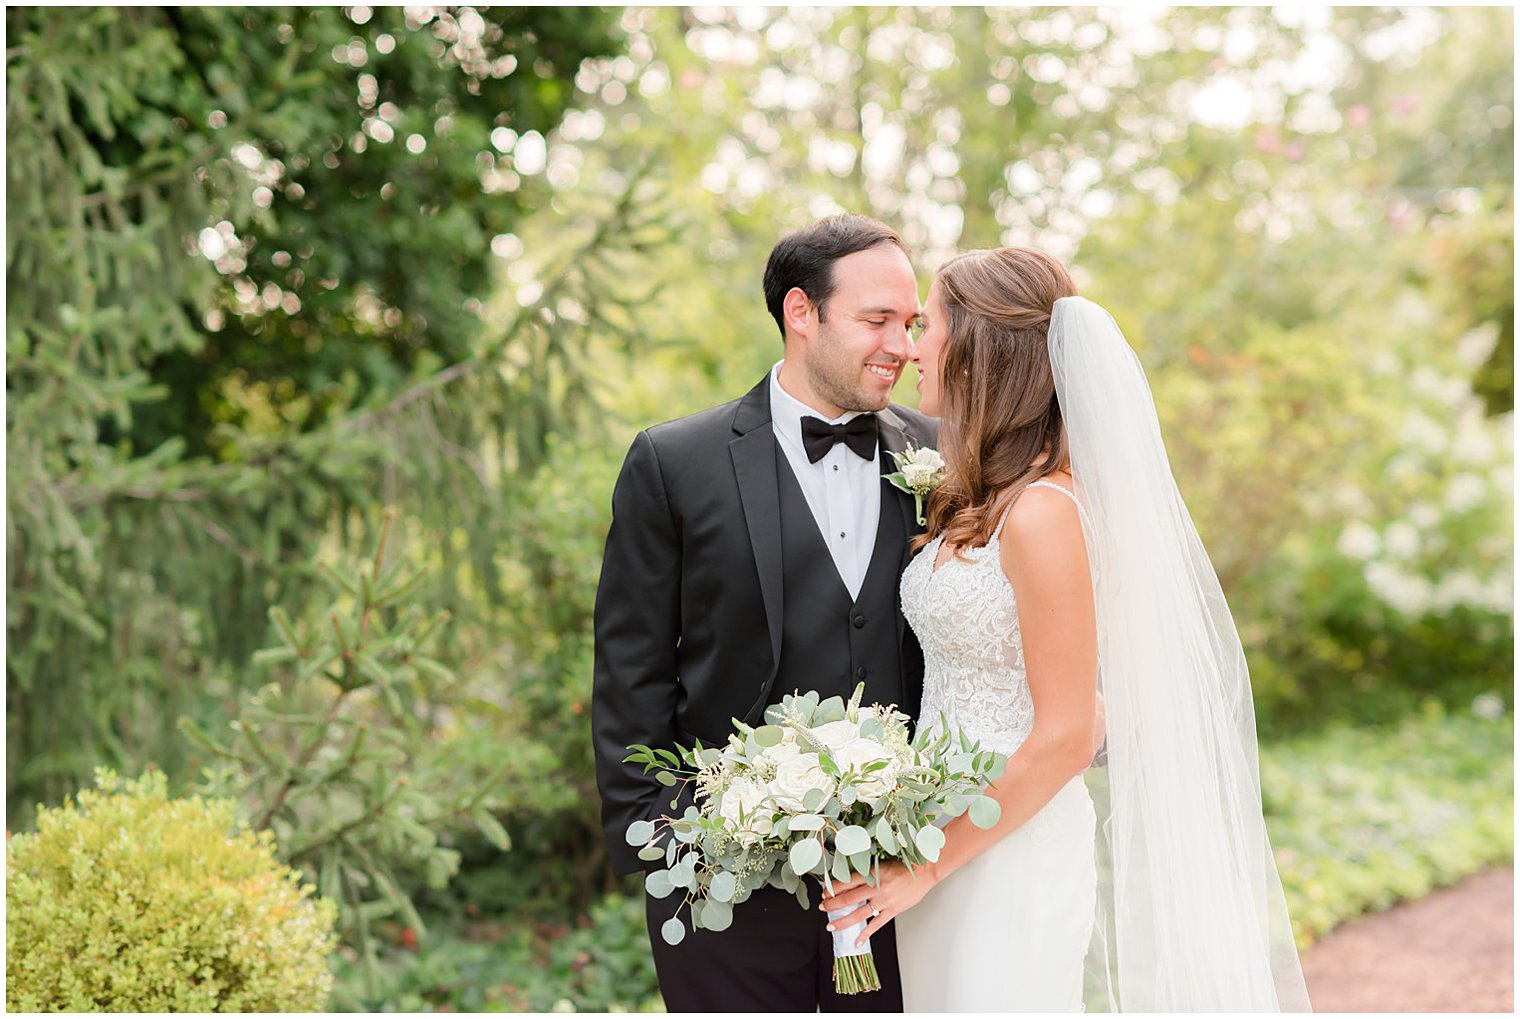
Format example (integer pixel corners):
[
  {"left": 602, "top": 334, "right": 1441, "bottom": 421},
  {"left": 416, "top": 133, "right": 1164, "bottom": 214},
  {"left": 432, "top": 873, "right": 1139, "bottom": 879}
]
[{"left": 6, "top": 769, "right": 338, "bottom": 1012}]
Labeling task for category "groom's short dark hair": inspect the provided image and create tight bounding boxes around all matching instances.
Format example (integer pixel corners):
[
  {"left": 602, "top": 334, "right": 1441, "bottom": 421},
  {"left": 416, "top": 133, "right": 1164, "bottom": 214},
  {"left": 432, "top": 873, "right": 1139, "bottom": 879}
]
[{"left": 763, "top": 214, "right": 908, "bottom": 340}]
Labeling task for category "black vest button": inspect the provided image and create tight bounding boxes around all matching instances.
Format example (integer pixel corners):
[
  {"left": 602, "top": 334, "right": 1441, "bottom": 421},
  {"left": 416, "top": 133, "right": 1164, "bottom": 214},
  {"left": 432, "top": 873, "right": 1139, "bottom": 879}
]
[
  {"left": 852, "top": 615, "right": 866, "bottom": 628},
  {"left": 856, "top": 666, "right": 868, "bottom": 679}
]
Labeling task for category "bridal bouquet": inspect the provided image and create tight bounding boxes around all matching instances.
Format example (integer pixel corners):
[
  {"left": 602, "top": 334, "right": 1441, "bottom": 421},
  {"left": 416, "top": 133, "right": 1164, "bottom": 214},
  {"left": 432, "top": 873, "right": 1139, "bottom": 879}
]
[{"left": 624, "top": 685, "right": 1007, "bottom": 994}]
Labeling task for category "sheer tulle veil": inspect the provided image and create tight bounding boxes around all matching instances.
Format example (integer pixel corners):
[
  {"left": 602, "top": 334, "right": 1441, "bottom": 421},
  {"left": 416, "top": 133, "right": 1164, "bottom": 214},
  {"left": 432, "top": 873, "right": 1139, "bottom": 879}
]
[{"left": 1048, "top": 297, "right": 1312, "bottom": 1011}]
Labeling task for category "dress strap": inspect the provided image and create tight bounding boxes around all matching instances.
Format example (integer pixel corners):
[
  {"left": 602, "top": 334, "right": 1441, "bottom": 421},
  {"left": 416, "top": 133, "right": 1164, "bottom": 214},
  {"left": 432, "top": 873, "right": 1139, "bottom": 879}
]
[
  {"left": 992, "top": 480, "right": 1088, "bottom": 539},
  {"left": 1026, "top": 479, "right": 1080, "bottom": 505},
  {"left": 990, "top": 480, "right": 1086, "bottom": 542}
]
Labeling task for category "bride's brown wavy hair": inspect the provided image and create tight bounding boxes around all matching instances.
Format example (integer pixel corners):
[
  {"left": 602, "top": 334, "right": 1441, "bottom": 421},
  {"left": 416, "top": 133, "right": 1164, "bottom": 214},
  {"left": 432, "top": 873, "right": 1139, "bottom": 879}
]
[{"left": 913, "top": 247, "right": 1078, "bottom": 556}]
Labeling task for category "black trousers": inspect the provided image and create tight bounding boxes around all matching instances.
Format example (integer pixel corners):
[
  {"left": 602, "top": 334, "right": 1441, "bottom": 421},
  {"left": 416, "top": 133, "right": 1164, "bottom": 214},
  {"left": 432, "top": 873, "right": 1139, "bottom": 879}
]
[{"left": 646, "top": 884, "right": 904, "bottom": 1012}]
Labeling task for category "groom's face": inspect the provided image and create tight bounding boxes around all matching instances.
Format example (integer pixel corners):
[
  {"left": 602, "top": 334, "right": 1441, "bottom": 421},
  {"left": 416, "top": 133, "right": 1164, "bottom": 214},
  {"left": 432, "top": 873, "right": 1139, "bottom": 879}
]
[{"left": 801, "top": 244, "right": 920, "bottom": 415}]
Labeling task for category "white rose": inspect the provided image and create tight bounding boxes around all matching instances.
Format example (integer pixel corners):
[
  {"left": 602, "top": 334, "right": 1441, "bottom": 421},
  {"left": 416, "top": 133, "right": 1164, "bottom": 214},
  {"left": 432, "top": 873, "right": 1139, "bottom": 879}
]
[
  {"left": 809, "top": 719, "right": 862, "bottom": 752},
  {"left": 833, "top": 737, "right": 899, "bottom": 809},
  {"left": 916, "top": 448, "right": 945, "bottom": 472},
  {"left": 902, "top": 462, "right": 936, "bottom": 489},
  {"left": 760, "top": 737, "right": 801, "bottom": 768},
  {"left": 718, "top": 777, "right": 775, "bottom": 845},
  {"left": 768, "top": 753, "right": 837, "bottom": 813}
]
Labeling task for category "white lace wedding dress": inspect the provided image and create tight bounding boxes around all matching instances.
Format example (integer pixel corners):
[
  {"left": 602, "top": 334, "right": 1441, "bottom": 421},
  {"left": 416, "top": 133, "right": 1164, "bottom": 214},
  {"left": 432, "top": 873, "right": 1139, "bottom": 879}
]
[{"left": 896, "top": 480, "right": 1098, "bottom": 1012}]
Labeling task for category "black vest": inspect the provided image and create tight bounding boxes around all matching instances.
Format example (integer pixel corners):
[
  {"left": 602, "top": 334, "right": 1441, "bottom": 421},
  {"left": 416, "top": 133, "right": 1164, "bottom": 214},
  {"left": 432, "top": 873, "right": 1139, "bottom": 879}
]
[{"left": 771, "top": 442, "right": 909, "bottom": 712}]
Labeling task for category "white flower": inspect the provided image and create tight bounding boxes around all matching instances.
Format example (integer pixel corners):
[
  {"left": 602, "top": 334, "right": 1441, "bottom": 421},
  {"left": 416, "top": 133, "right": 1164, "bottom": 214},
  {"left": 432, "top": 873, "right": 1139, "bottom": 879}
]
[
  {"left": 768, "top": 754, "right": 836, "bottom": 812},
  {"left": 833, "top": 737, "right": 898, "bottom": 808},
  {"left": 1471, "top": 692, "right": 1506, "bottom": 721},
  {"left": 718, "top": 777, "right": 775, "bottom": 845},
  {"left": 915, "top": 447, "right": 946, "bottom": 472},
  {"left": 809, "top": 718, "right": 862, "bottom": 752},
  {"left": 1364, "top": 561, "right": 1432, "bottom": 616},
  {"left": 1400, "top": 412, "right": 1447, "bottom": 456},
  {"left": 1456, "top": 324, "right": 1500, "bottom": 371},
  {"left": 1432, "top": 570, "right": 1485, "bottom": 613},
  {"left": 1407, "top": 502, "right": 1440, "bottom": 528},
  {"left": 1444, "top": 473, "right": 1487, "bottom": 513},
  {"left": 903, "top": 461, "right": 937, "bottom": 488},
  {"left": 1383, "top": 521, "right": 1420, "bottom": 560},
  {"left": 760, "top": 733, "right": 801, "bottom": 768},
  {"left": 1336, "top": 522, "right": 1380, "bottom": 561}
]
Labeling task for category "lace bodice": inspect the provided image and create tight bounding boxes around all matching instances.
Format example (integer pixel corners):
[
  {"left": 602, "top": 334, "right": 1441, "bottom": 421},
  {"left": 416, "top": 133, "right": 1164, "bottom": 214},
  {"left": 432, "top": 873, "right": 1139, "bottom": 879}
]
[{"left": 901, "top": 481, "right": 1084, "bottom": 756}]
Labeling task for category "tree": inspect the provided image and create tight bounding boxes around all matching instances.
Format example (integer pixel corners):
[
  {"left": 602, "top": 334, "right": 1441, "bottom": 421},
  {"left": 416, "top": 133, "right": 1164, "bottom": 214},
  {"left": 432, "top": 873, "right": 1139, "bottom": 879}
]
[{"left": 5, "top": 6, "right": 639, "bottom": 819}]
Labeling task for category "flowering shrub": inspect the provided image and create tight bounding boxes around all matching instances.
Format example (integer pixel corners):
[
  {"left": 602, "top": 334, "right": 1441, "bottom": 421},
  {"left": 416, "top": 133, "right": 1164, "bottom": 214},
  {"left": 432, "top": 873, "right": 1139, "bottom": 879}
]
[{"left": 6, "top": 769, "right": 338, "bottom": 1012}]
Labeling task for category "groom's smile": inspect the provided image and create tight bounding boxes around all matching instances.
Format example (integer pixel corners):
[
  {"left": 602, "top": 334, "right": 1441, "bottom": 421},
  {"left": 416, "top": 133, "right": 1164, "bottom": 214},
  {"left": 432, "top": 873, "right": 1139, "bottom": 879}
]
[{"left": 784, "top": 243, "right": 921, "bottom": 417}]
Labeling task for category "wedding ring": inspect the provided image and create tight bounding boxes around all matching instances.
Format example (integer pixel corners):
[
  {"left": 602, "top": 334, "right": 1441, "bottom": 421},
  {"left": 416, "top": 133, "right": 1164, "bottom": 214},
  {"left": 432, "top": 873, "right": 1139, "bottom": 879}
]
[{"left": 870, "top": 905, "right": 881, "bottom": 918}]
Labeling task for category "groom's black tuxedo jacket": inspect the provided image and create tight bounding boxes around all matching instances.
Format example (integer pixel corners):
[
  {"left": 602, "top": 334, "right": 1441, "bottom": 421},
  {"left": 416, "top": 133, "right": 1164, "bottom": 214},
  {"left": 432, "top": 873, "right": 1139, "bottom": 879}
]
[{"left": 592, "top": 376, "right": 938, "bottom": 876}]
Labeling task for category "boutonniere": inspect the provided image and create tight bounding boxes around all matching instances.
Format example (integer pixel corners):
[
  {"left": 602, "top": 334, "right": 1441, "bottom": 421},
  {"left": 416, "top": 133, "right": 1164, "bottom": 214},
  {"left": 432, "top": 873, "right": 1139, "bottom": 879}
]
[{"left": 884, "top": 444, "right": 946, "bottom": 526}]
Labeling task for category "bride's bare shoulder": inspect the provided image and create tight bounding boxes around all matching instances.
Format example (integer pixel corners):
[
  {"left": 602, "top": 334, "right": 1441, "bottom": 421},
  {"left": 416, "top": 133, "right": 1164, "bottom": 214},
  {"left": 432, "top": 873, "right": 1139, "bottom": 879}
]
[{"left": 999, "top": 478, "right": 1087, "bottom": 578}]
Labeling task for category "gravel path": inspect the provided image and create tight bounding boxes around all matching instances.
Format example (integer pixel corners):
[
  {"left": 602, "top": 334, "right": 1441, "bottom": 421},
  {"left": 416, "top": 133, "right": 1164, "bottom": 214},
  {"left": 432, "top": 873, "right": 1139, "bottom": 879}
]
[{"left": 1300, "top": 866, "right": 1513, "bottom": 1012}]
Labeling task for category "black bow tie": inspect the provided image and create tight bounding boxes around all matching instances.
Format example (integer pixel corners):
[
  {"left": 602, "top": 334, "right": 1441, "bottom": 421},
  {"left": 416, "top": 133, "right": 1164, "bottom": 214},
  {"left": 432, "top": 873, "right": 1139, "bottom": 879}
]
[{"left": 800, "top": 414, "right": 879, "bottom": 464}]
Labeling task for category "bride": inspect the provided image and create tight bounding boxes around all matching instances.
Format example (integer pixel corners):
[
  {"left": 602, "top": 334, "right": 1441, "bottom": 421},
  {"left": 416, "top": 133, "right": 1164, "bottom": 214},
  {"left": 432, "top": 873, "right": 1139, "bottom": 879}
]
[{"left": 820, "top": 248, "right": 1312, "bottom": 1012}]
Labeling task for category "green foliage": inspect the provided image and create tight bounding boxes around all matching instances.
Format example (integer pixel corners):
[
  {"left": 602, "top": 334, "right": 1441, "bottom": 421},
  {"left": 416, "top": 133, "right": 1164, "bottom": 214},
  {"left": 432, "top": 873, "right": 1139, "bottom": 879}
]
[
  {"left": 329, "top": 891, "right": 662, "bottom": 1013},
  {"left": 7, "top": 6, "right": 622, "bottom": 452},
  {"left": 1262, "top": 704, "right": 1514, "bottom": 947},
  {"left": 6, "top": 768, "right": 338, "bottom": 1012},
  {"left": 5, "top": 2, "right": 663, "bottom": 823},
  {"left": 181, "top": 510, "right": 518, "bottom": 998}
]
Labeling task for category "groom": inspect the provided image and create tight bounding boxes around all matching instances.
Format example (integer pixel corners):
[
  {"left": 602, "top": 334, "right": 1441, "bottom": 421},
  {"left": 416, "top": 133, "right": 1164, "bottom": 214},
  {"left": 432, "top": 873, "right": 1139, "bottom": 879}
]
[{"left": 592, "top": 214, "right": 935, "bottom": 1011}]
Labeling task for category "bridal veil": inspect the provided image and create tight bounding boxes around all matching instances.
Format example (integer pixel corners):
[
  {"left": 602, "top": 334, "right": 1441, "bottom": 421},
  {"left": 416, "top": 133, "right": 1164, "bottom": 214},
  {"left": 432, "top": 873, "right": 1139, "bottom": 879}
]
[{"left": 1048, "top": 297, "right": 1311, "bottom": 1011}]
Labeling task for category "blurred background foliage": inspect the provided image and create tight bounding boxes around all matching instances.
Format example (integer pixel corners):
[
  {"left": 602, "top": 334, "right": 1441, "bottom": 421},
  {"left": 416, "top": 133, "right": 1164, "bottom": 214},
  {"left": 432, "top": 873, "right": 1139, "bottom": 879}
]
[{"left": 7, "top": 5, "right": 1512, "bottom": 1011}]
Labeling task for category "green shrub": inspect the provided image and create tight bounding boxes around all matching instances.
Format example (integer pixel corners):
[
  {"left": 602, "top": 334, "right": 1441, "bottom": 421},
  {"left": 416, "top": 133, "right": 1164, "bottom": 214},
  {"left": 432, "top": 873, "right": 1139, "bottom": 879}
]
[
  {"left": 330, "top": 890, "right": 661, "bottom": 1012},
  {"left": 1263, "top": 703, "right": 1514, "bottom": 946},
  {"left": 6, "top": 769, "right": 339, "bottom": 1012}
]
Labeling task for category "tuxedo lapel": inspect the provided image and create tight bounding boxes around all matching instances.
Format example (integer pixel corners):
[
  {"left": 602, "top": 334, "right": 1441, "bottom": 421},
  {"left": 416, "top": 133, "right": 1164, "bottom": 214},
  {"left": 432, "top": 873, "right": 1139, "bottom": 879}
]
[
  {"left": 876, "top": 408, "right": 922, "bottom": 568},
  {"left": 729, "top": 380, "right": 784, "bottom": 680},
  {"left": 876, "top": 407, "right": 925, "bottom": 648}
]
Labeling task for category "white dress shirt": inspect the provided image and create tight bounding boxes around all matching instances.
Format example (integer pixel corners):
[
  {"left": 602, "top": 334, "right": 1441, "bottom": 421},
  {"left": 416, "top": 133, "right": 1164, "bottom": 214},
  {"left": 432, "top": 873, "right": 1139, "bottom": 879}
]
[{"left": 769, "top": 362, "right": 881, "bottom": 600}]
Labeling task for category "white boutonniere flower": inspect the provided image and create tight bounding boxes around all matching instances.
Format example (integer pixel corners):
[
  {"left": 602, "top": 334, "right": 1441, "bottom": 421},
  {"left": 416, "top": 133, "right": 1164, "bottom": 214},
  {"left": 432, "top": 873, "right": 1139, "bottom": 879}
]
[{"left": 884, "top": 444, "right": 945, "bottom": 525}]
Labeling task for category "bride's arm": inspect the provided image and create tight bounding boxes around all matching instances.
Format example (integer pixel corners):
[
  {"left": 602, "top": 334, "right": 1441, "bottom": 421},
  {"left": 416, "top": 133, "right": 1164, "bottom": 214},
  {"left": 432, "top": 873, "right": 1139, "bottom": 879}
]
[
  {"left": 820, "top": 487, "right": 1097, "bottom": 942},
  {"left": 930, "top": 486, "right": 1098, "bottom": 871}
]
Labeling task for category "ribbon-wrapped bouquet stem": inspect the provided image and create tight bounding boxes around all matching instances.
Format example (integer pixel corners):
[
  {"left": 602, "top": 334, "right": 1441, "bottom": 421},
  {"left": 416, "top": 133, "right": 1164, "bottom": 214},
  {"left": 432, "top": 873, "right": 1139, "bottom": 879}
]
[{"left": 625, "top": 685, "right": 1006, "bottom": 994}]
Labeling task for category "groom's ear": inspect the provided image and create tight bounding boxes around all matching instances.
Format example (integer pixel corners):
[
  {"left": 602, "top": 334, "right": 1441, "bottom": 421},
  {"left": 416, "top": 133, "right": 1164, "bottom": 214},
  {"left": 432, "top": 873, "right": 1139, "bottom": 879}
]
[{"left": 782, "top": 287, "right": 815, "bottom": 341}]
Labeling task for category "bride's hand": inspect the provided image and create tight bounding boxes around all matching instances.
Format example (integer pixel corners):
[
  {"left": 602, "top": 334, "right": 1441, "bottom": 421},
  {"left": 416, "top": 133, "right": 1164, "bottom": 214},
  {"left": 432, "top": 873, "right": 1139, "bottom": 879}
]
[{"left": 817, "top": 860, "right": 937, "bottom": 947}]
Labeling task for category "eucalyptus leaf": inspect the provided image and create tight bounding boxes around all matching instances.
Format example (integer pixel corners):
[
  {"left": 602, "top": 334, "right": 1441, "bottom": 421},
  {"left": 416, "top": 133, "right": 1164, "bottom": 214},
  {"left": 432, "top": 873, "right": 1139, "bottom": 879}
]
[
  {"left": 656, "top": 770, "right": 677, "bottom": 787},
  {"left": 754, "top": 725, "right": 784, "bottom": 747},
  {"left": 704, "top": 898, "right": 734, "bottom": 932},
  {"left": 645, "top": 869, "right": 675, "bottom": 898},
  {"left": 790, "top": 813, "right": 826, "bottom": 831},
  {"left": 814, "top": 696, "right": 846, "bottom": 724},
  {"left": 874, "top": 819, "right": 899, "bottom": 854},
  {"left": 661, "top": 917, "right": 686, "bottom": 946},
  {"left": 969, "top": 795, "right": 1002, "bottom": 829},
  {"left": 831, "top": 847, "right": 851, "bottom": 883},
  {"left": 709, "top": 871, "right": 736, "bottom": 902},
  {"left": 638, "top": 844, "right": 666, "bottom": 862},
  {"left": 789, "top": 838, "right": 823, "bottom": 875},
  {"left": 625, "top": 819, "right": 655, "bottom": 846},
  {"left": 915, "top": 825, "right": 946, "bottom": 862},
  {"left": 834, "top": 824, "right": 871, "bottom": 856}
]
